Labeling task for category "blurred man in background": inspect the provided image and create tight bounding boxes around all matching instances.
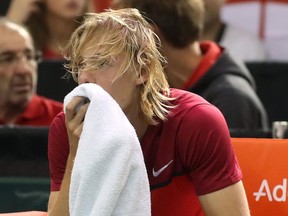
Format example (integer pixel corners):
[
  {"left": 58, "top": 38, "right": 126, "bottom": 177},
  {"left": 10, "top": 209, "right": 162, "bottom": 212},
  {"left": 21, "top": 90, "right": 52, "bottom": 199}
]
[
  {"left": 201, "top": 0, "right": 267, "bottom": 61},
  {"left": 0, "top": 18, "right": 62, "bottom": 126}
]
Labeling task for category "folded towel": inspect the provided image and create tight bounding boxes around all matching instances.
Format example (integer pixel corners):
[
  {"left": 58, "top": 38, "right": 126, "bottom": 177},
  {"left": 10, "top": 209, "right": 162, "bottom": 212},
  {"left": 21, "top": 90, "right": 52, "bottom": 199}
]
[{"left": 64, "top": 83, "right": 151, "bottom": 216}]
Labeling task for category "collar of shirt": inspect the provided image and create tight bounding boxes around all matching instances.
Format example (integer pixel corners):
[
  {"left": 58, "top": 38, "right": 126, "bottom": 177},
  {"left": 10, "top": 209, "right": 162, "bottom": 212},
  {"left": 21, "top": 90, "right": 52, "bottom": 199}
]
[
  {"left": 0, "top": 95, "right": 43, "bottom": 125},
  {"left": 181, "top": 41, "right": 222, "bottom": 90},
  {"left": 42, "top": 48, "right": 64, "bottom": 60}
]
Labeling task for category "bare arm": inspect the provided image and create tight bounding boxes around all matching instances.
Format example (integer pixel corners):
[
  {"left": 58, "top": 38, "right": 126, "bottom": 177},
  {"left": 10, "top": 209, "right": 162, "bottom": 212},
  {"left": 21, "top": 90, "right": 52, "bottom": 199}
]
[
  {"left": 47, "top": 155, "right": 74, "bottom": 216},
  {"left": 6, "top": 0, "right": 43, "bottom": 23},
  {"left": 47, "top": 97, "right": 89, "bottom": 216},
  {"left": 198, "top": 181, "right": 250, "bottom": 216}
]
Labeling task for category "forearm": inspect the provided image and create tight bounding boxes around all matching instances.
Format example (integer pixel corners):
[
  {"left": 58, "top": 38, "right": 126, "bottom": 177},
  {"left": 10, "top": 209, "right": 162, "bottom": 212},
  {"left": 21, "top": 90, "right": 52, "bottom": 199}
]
[
  {"left": 199, "top": 181, "right": 251, "bottom": 216},
  {"left": 5, "top": 0, "right": 40, "bottom": 23},
  {"left": 48, "top": 155, "right": 75, "bottom": 216}
]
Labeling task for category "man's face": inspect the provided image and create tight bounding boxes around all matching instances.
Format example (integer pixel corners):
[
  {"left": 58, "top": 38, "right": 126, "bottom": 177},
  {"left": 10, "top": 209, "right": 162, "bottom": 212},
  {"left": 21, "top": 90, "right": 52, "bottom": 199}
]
[
  {"left": 0, "top": 25, "right": 38, "bottom": 107},
  {"left": 45, "top": 0, "right": 87, "bottom": 19},
  {"left": 76, "top": 48, "right": 146, "bottom": 113}
]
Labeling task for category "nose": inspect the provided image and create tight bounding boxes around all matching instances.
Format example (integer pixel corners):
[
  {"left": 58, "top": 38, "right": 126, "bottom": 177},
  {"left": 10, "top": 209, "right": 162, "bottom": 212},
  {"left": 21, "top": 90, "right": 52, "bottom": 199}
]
[
  {"left": 14, "top": 57, "right": 34, "bottom": 75},
  {"left": 77, "top": 70, "right": 94, "bottom": 84}
]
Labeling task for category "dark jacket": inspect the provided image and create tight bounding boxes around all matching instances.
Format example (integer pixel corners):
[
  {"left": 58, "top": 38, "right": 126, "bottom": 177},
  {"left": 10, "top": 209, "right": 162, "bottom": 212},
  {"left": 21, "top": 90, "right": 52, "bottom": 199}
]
[{"left": 188, "top": 49, "right": 269, "bottom": 130}]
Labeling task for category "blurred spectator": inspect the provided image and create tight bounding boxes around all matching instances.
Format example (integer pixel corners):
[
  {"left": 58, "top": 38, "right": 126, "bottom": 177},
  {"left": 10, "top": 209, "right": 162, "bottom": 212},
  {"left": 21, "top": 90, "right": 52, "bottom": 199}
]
[
  {"left": 93, "top": 0, "right": 111, "bottom": 12},
  {"left": 114, "top": 0, "right": 269, "bottom": 130},
  {"left": 5, "top": 0, "right": 91, "bottom": 60},
  {"left": 201, "top": 0, "right": 268, "bottom": 62},
  {"left": 0, "top": 18, "right": 63, "bottom": 126}
]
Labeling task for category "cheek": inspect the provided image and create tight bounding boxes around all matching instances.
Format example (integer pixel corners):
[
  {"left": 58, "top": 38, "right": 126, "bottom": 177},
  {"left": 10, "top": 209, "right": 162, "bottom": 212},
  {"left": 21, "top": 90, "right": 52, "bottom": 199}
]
[
  {"left": 0, "top": 71, "right": 12, "bottom": 96},
  {"left": 45, "top": 0, "right": 61, "bottom": 12},
  {"left": 113, "top": 80, "right": 135, "bottom": 108},
  {"left": 78, "top": 0, "right": 88, "bottom": 10},
  {"left": 100, "top": 83, "right": 129, "bottom": 109},
  {"left": 32, "top": 71, "right": 38, "bottom": 88},
  {"left": 46, "top": 0, "right": 86, "bottom": 17},
  {"left": 0, "top": 70, "right": 12, "bottom": 85}
]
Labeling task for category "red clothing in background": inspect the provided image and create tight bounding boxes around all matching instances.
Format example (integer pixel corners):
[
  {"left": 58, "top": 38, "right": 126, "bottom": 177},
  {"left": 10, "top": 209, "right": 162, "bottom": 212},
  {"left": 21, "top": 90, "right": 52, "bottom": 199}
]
[
  {"left": 93, "top": 0, "right": 111, "bottom": 12},
  {"left": 182, "top": 41, "right": 221, "bottom": 90},
  {"left": 42, "top": 48, "right": 64, "bottom": 60},
  {"left": 0, "top": 95, "right": 63, "bottom": 126}
]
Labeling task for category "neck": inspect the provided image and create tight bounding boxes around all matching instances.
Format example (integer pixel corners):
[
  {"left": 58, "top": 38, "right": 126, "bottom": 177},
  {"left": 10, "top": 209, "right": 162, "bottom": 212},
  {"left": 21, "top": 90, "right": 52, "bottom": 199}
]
[
  {"left": 45, "top": 13, "right": 78, "bottom": 52},
  {"left": 0, "top": 102, "right": 27, "bottom": 125},
  {"left": 124, "top": 92, "right": 149, "bottom": 140},
  {"left": 163, "top": 41, "right": 203, "bottom": 88},
  {"left": 128, "top": 112, "right": 149, "bottom": 140},
  {"left": 201, "top": 19, "right": 223, "bottom": 42}
]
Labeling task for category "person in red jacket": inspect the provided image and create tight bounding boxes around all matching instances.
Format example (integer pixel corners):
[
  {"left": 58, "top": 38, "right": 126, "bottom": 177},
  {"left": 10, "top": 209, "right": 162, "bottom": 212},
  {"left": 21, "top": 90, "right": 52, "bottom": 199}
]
[
  {"left": 0, "top": 18, "right": 62, "bottom": 126},
  {"left": 47, "top": 8, "right": 250, "bottom": 216},
  {"left": 93, "top": 0, "right": 111, "bottom": 12}
]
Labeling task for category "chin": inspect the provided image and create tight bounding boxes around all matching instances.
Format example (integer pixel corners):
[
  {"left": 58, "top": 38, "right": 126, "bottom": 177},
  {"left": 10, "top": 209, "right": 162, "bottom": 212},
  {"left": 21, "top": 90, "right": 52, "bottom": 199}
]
[
  {"left": 12, "top": 94, "right": 32, "bottom": 107},
  {"left": 62, "top": 9, "right": 83, "bottom": 18}
]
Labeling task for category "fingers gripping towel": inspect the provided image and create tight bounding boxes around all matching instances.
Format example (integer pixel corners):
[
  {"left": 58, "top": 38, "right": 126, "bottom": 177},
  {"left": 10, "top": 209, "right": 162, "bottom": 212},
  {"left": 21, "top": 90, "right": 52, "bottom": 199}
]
[{"left": 64, "top": 83, "right": 151, "bottom": 216}]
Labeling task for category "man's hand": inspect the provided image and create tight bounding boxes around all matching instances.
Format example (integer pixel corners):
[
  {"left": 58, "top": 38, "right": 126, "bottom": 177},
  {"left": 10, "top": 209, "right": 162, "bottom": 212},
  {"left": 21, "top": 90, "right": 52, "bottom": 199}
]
[
  {"left": 65, "top": 96, "right": 90, "bottom": 157},
  {"left": 48, "top": 97, "right": 90, "bottom": 216}
]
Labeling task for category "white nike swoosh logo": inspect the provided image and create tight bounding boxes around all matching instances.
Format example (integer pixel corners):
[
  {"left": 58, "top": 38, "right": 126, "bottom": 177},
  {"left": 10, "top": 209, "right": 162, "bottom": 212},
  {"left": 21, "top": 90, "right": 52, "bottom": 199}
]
[{"left": 152, "top": 160, "right": 173, "bottom": 177}]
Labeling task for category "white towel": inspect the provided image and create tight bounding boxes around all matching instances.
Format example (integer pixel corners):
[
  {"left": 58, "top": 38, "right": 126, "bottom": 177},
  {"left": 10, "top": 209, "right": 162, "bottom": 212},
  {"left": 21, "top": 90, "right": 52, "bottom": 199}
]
[{"left": 64, "top": 83, "right": 151, "bottom": 216}]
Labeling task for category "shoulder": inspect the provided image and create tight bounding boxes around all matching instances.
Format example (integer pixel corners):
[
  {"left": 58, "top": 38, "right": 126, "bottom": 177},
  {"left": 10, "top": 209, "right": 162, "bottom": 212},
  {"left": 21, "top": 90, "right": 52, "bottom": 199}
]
[
  {"left": 166, "top": 89, "right": 230, "bottom": 140},
  {"left": 48, "top": 111, "right": 68, "bottom": 158},
  {"left": 161, "top": 90, "right": 239, "bottom": 195},
  {"left": 169, "top": 88, "right": 211, "bottom": 111},
  {"left": 49, "top": 111, "right": 66, "bottom": 144},
  {"left": 34, "top": 95, "right": 63, "bottom": 106},
  {"left": 50, "top": 111, "right": 66, "bottom": 129},
  {"left": 32, "top": 95, "right": 63, "bottom": 110},
  {"left": 169, "top": 88, "right": 227, "bottom": 126}
]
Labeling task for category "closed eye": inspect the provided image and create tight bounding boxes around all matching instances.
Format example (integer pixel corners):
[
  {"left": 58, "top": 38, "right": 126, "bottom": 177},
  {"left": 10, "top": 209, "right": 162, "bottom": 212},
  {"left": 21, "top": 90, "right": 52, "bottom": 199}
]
[{"left": 94, "top": 59, "right": 112, "bottom": 69}]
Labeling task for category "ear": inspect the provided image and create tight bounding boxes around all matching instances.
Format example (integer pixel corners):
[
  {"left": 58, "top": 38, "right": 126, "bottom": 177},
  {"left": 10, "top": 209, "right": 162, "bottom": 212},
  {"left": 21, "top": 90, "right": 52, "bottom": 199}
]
[{"left": 135, "top": 69, "right": 148, "bottom": 85}]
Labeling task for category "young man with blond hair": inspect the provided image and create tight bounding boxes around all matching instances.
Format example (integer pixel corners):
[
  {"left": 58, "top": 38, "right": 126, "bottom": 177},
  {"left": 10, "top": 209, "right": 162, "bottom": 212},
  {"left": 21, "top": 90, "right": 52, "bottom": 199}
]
[
  {"left": 0, "top": 18, "right": 62, "bottom": 125},
  {"left": 47, "top": 8, "right": 250, "bottom": 215}
]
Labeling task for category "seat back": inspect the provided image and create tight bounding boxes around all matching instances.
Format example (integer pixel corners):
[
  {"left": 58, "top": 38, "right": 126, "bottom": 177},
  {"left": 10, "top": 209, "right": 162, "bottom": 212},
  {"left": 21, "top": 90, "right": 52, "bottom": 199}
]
[
  {"left": 37, "top": 60, "right": 77, "bottom": 102},
  {"left": 229, "top": 129, "right": 272, "bottom": 138},
  {"left": 0, "top": 126, "right": 49, "bottom": 177},
  {"left": 0, "top": 177, "right": 50, "bottom": 213},
  {"left": 0, "top": 127, "right": 50, "bottom": 212},
  {"left": 246, "top": 62, "right": 288, "bottom": 127}
]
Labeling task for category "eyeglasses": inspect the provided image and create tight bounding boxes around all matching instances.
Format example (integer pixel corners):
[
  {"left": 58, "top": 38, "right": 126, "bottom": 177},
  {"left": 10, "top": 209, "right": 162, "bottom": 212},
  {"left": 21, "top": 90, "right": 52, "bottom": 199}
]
[{"left": 0, "top": 50, "right": 42, "bottom": 69}]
